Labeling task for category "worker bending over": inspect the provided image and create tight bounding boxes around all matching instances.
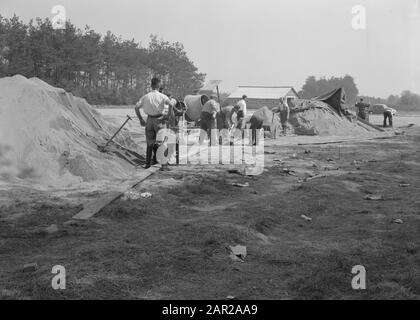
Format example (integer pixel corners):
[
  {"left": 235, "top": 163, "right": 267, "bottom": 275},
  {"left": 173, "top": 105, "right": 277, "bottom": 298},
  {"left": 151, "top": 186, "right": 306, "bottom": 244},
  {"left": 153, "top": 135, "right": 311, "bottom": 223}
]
[
  {"left": 135, "top": 77, "right": 175, "bottom": 169},
  {"left": 200, "top": 95, "right": 220, "bottom": 145},
  {"left": 383, "top": 106, "right": 394, "bottom": 128},
  {"left": 217, "top": 105, "right": 240, "bottom": 144}
]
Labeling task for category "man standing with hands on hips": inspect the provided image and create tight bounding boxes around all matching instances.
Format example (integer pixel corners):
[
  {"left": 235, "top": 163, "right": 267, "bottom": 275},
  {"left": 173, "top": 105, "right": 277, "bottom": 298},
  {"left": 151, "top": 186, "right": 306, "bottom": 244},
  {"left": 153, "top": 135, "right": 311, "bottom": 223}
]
[
  {"left": 235, "top": 95, "right": 248, "bottom": 130},
  {"left": 135, "top": 77, "right": 175, "bottom": 169}
]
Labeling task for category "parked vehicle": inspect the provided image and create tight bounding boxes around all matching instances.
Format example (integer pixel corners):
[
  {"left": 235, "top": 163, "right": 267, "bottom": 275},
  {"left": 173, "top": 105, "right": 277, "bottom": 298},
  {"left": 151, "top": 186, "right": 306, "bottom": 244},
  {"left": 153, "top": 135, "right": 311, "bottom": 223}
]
[{"left": 370, "top": 104, "right": 397, "bottom": 116}]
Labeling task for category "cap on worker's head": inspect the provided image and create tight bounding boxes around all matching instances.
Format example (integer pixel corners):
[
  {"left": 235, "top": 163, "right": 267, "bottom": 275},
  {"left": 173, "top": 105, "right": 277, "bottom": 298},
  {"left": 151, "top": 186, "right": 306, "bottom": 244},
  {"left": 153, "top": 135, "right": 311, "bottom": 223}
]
[
  {"left": 151, "top": 77, "right": 161, "bottom": 89},
  {"left": 242, "top": 95, "right": 248, "bottom": 99},
  {"left": 360, "top": 98, "right": 364, "bottom": 102}
]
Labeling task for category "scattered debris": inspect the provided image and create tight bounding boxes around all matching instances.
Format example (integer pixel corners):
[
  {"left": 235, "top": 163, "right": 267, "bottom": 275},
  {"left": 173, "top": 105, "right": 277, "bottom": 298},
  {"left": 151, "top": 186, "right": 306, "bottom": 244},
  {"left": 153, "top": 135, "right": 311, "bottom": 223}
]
[
  {"left": 264, "top": 151, "right": 276, "bottom": 155},
  {"left": 140, "top": 192, "right": 152, "bottom": 199},
  {"left": 392, "top": 219, "right": 404, "bottom": 225},
  {"left": 232, "top": 182, "right": 250, "bottom": 188},
  {"left": 245, "top": 166, "right": 264, "bottom": 176},
  {"left": 327, "top": 158, "right": 335, "bottom": 162},
  {"left": 322, "top": 166, "right": 339, "bottom": 171},
  {"left": 121, "top": 190, "right": 152, "bottom": 201},
  {"left": 291, "top": 153, "right": 298, "bottom": 158},
  {"left": 351, "top": 160, "right": 362, "bottom": 166},
  {"left": 121, "top": 190, "right": 141, "bottom": 201},
  {"left": 229, "top": 245, "right": 247, "bottom": 262},
  {"left": 226, "top": 295, "right": 236, "bottom": 300},
  {"left": 282, "top": 168, "right": 297, "bottom": 176},
  {"left": 399, "top": 183, "right": 411, "bottom": 188},
  {"left": 301, "top": 214, "right": 312, "bottom": 222},
  {"left": 304, "top": 150, "right": 312, "bottom": 154},
  {"left": 22, "top": 263, "right": 38, "bottom": 273},
  {"left": 364, "top": 194, "right": 384, "bottom": 201},
  {"left": 229, "top": 167, "right": 264, "bottom": 177},
  {"left": 45, "top": 224, "right": 59, "bottom": 234},
  {"left": 63, "top": 220, "right": 79, "bottom": 227},
  {"left": 301, "top": 174, "right": 327, "bottom": 182}
]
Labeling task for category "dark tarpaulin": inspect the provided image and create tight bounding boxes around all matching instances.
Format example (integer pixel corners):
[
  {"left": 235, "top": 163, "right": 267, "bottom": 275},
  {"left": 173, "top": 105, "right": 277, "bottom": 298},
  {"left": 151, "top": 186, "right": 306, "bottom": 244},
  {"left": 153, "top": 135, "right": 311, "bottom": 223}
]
[{"left": 315, "top": 88, "right": 348, "bottom": 116}]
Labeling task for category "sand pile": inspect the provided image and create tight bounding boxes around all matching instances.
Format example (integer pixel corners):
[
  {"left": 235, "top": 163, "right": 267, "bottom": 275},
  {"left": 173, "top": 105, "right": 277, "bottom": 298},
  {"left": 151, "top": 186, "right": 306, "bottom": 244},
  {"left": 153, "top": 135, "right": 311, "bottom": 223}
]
[
  {"left": 289, "top": 99, "right": 372, "bottom": 136},
  {"left": 0, "top": 75, "right": 143, "bottom": 187}
]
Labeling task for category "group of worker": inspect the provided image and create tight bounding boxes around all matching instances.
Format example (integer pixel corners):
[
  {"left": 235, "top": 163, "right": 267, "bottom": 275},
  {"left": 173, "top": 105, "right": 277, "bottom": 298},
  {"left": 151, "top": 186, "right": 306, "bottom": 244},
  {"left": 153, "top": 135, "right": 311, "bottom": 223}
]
[
  {"left": 355, "top": 98, "right": 394, "bottom": 128},
  {"left": 135, "top": 77, "right": 292, "bottom": 169},
  {"left": 199, "top": 94, "right": 247, "bottom": 145}
]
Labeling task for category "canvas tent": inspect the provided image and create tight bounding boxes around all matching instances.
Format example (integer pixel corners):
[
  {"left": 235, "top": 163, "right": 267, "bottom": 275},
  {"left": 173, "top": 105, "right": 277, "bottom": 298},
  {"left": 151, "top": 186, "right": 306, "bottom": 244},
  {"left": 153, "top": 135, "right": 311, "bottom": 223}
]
[{"left": 315, "top": 88, "right": 348, "bottom": 116}]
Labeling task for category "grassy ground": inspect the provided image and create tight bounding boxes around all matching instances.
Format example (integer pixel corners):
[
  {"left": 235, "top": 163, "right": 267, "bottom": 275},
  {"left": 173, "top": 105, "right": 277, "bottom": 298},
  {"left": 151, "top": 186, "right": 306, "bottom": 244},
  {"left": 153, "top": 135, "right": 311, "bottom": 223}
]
[{"left": 1, "top": 127, "right": 420, "bottom": 300}]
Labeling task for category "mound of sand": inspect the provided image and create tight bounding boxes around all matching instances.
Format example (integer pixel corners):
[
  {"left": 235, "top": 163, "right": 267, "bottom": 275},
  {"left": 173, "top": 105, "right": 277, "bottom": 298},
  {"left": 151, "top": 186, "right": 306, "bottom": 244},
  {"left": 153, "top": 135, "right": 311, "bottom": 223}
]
[
  {"left": 0, "top": 75, "right": 143, "bottom": 187},
  {"left": 289, "top": 99, "right": 372, "bottom": 136}
]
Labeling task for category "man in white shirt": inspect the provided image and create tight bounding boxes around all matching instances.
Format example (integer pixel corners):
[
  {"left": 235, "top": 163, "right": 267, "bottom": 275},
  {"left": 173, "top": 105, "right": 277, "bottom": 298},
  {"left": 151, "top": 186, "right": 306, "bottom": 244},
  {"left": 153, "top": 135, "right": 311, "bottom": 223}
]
[
  {"left": 135, "top": 77, "right": 174, "bottom": 169},
  {"left": 200, "top": 95, "right": 220, "bottom": 145},
  {"left": 279, "top": 97, "right": 290, "bottom": 135},
  {"left": 235, "top": 95, "right": 248, "bottom": 129}
]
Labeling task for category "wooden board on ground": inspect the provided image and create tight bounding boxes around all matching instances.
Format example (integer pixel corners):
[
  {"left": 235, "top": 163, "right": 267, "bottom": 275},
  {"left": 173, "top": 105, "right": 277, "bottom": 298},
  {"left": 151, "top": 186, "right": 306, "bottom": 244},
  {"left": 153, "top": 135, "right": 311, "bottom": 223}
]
[
  {"left": 357, "top": 118, "right": 385, "bottom": 132},
  {"left": 72, "top": 167, "right": 159, "bottom": 220},
  {"left": 297, "top": 135, "right": 395, "bottom": 146}
]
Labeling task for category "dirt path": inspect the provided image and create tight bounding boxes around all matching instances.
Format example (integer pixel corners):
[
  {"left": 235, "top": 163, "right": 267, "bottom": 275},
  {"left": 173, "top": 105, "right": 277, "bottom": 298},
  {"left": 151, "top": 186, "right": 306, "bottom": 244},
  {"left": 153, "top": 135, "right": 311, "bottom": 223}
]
[{"left": 1, "top": 127, "right": 420, "bottom": 300}]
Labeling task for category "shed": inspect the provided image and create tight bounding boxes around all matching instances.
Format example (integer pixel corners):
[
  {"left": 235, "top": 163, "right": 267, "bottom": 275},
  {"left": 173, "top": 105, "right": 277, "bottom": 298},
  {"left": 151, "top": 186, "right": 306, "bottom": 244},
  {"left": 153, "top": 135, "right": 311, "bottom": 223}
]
[{"left": 225, "top": 86, "right": 299, "bottom": 110}]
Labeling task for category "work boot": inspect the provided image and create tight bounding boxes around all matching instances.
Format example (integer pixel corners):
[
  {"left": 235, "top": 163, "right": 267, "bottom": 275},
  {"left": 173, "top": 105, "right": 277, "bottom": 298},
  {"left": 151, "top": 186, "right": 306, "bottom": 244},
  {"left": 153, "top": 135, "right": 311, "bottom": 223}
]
[
  {"left": 144, "top": 146, "right": 153, "bottom": 169},
  {"left": 152, "top": 144, "right": 158, "bottom": 165}
]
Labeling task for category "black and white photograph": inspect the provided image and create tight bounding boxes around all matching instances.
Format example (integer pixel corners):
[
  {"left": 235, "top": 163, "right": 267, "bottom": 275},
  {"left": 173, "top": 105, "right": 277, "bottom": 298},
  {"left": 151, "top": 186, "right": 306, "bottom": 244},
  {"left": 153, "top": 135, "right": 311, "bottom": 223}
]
[{"left": 0, "top": 0, "right": 420, "bottom": 307}]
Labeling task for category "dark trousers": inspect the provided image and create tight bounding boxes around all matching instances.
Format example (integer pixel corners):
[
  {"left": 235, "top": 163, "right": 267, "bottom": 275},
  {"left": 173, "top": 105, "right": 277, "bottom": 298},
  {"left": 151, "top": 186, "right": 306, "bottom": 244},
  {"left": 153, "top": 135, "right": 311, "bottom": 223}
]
[
  {"left": 383, "top": 111, "right": 393, "bottom": 127},
  {"left": 145, "top": 115, "right": 166, "bottom": 165},
  {"left": 250, "top": 117, "right": 263, "bottom": 146},
  {"left": 200, "top": 112, "right": 216, "bottom": 144},
  {"left": 236, "top": 110, "right": 245, "bottom": 130}
]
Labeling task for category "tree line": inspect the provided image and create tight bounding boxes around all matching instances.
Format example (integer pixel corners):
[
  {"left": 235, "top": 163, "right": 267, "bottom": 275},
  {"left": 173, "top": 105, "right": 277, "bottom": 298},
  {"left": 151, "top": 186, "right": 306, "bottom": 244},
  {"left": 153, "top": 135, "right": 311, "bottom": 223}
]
[
  {"left": 299, "top": 75, "right": 359, "bottom": 104},
  {"left": 361, "top": 90, "right": 420, "bottom": 108},
  {"left": 0, "top": 15, "right": 206, "bottom": 105},
  {"left": 299, "top": 75, "right": 420, "bottom": 107}
]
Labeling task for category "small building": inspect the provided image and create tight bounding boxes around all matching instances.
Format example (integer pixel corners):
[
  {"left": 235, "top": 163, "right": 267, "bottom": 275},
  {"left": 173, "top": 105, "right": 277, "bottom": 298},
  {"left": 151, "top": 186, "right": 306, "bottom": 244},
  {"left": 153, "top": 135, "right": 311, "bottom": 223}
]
[{"left": 225, "top": 86, "right": 300, "bottom": 110}]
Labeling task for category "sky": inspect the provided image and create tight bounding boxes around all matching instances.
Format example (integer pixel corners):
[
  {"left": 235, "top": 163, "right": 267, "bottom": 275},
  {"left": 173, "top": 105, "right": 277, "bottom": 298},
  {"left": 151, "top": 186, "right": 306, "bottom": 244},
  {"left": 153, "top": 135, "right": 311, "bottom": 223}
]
[{"left": 1, "top": 0, "right": 419, "bottom": 97}]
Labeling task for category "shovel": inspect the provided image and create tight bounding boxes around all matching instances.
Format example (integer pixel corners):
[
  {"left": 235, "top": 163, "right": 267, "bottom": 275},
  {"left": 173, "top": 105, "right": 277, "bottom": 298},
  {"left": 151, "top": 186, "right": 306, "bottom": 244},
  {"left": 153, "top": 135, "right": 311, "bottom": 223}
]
[{"left": 99, "top": 115, "right": 132, "bottom": 152}]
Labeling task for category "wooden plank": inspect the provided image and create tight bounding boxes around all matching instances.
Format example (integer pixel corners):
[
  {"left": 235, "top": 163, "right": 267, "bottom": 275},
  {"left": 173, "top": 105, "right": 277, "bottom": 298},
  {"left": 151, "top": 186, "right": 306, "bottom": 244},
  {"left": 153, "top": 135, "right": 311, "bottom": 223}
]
[
  {"left": 298, "top": 135, "right": 395, "bottom": 146},
  {"left": 72, "top": 167, "right": 159, "bottom": 220},
  {"left": 357, "top": 118, "right": 385, "bottom": 132}
]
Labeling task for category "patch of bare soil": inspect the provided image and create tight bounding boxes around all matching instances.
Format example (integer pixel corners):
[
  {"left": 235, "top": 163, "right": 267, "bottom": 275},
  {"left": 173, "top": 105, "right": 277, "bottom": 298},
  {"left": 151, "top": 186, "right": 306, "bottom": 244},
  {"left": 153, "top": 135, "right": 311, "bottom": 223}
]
[{"left": 1, "top": 128, "right": 420, "bottom": 300}]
